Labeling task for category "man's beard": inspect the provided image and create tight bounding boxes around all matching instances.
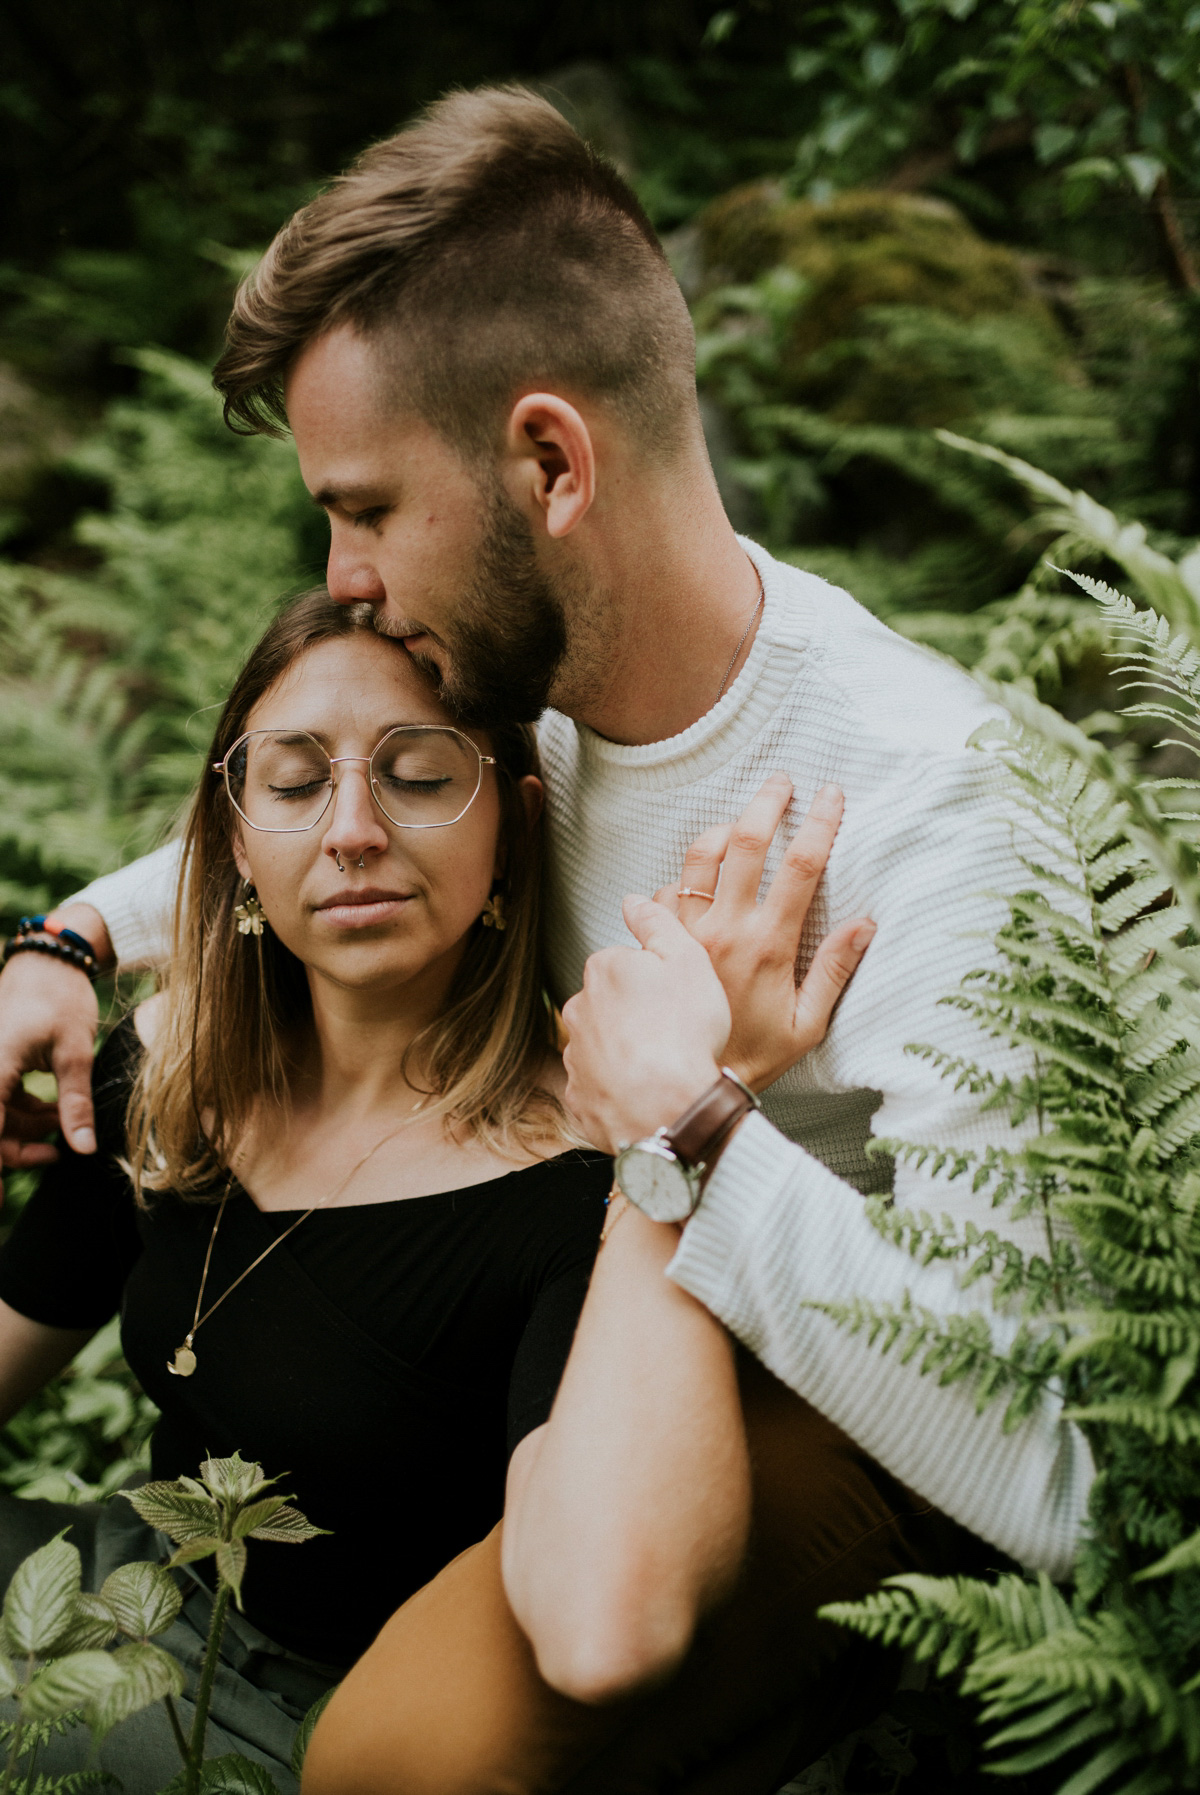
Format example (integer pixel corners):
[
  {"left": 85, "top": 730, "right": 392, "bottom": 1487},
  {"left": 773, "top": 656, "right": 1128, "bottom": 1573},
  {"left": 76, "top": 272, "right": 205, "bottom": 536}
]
[{"left": 393, "top": 483, "right": 569, "bottom": 729}]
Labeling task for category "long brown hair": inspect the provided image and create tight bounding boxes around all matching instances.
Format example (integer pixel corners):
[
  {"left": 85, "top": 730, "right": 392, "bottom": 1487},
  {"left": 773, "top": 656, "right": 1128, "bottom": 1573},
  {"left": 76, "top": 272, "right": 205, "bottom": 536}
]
[{"left": 127, "top": 589, "right": 562, "bottom": 1200}]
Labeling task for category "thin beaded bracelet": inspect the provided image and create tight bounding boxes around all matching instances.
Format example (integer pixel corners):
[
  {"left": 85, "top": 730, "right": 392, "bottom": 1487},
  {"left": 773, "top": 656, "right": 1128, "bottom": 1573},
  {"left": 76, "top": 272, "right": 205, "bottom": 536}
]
[{"left": 2, "top": 915, "right": 100, "bottom": 983}]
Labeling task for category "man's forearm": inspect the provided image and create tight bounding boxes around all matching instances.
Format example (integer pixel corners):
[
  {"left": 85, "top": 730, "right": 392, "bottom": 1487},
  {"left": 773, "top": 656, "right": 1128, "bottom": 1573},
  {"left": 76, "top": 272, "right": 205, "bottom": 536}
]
[
  {"left": 503, "top": 1201, "right": 751, "bottom": 1704},
  {"left": 669, "top": 1113, "right": 1095, "bottom": 1578}
]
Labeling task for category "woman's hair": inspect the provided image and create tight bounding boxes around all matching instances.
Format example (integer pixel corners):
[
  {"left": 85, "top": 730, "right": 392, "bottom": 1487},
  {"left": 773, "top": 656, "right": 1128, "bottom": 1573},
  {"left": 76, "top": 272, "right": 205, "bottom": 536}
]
[{"left": 127, "top": 588, "right": 562, "bottom": 1200}]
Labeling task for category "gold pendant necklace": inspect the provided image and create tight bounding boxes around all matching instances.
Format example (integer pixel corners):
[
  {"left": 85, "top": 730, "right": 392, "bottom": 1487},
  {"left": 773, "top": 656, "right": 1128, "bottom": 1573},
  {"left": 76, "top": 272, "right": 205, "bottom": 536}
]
[{"left": 168, "top": 1101, "right": 426, "bottom": 1378}]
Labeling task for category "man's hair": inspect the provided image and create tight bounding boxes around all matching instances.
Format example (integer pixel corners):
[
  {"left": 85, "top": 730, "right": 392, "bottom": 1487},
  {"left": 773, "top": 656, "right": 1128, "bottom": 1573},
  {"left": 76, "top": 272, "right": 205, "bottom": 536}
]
[{"left": 213, "top": 85, "right": 698, "bottom": 458}]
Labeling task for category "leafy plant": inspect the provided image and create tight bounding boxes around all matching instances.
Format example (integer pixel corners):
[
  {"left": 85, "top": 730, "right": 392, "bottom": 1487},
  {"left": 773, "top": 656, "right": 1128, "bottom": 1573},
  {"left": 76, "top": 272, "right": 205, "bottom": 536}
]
[
  {"left": 692, "top": 199, "right": 1196, "bottom": 674},
  {"left": 119, "top": 1454, "right": 328, "bottom": 1795},
  {"left": 0, "top": 351, "right": 315, "bottom": 920},
  {"left": 0, "top": 1321, "right": 157, "bottom": 1509},
  {"left": 0, "top": 1529, "right": 182, "bottom": 1793},
  {"left": 814, "top": 567, "right": 1200, "bottom": 1790},
  {"left": 0, "top": 1454, "right": 327, "bottom": 1795}
]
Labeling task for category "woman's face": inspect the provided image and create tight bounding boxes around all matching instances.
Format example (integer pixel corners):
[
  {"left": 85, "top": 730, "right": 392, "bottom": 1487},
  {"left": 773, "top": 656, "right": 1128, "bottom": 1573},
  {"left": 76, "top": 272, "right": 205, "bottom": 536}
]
[{"left": 229, "top": 632, "right": 523, "bottom": 1004}]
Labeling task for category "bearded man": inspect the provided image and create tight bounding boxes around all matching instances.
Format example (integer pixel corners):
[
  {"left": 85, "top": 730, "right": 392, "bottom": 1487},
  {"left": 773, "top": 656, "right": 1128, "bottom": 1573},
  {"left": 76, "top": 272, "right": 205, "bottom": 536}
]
[{"left": 0, "top": 87, "right": 1091, "bottom": 1795}]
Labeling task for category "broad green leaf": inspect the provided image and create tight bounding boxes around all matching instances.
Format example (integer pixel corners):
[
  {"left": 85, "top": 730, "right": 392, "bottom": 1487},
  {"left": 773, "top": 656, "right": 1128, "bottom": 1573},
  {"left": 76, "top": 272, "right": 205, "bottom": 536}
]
[
  {"left": 230, "top": 1496, "right": 286, "bottom": 1540},
  {"left": 119, "top": 1484, "right": 220, "bottom": 1544},
  {"left": 244, "top": 1504, "right": 330, "bottom": 1546},
  {"left": 53, "top": 1592, "right": 119, "bottom": 1653},
  {"left": 0, "top": 1652, "right": 17, "bottom": 1699},
  {"left": 216, "top": 1539, "right": 248, "bottom": 1609},
  {"left": 159, "top": 1751, "right": 283, "bottom": 1794},
  {"left": 99, "top": 1561, "right": 182, "bottom": 1639},
  {"left": 199, "top": 1457, "right": 269, "bottom": 1508},
  {"left": 3, "top": 1534, "right": 83, "bottom": 1657},
  {"left": 21, "top": 1650, "right": 122, "bottom": 1721},
  {"left": 166, "top": 1537, "right": 221, "bottom": 1570},
  {"left": 87, "top": 1641, "right": 184, "bottom": 1739},
  {"left": 291, "top": 1686, "right": 336, "bottom": 1778}
]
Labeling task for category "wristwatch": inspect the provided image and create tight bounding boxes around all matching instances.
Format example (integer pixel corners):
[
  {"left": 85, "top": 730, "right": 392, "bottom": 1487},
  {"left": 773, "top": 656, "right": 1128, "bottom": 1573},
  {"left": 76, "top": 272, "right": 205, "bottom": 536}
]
[{"left": 614, "top": 1068, "right": 761, "bottom": 1224}]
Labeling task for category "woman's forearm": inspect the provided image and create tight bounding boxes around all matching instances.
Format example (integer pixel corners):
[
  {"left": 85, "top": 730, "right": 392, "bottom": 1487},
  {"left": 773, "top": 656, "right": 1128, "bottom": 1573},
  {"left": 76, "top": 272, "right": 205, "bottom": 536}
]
[
  {"left": 501, "top": 1200, "right": 750, "bottom": 1705},
  {"left": 0, "top": 1298, "right": 94, "bottom": 1429}
]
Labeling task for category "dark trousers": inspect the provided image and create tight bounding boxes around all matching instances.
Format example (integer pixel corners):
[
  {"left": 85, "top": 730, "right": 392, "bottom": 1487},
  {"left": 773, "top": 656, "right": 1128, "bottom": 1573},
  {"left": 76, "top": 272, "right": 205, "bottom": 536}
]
[{"left": 303, "top": 1354, "right": 1004, "bottom": 1795}]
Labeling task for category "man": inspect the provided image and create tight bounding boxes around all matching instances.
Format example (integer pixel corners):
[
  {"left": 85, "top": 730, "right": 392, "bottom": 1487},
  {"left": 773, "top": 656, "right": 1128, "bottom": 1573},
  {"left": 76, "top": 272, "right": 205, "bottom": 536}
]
[{"left": 0, "top": 86, "right": 1091, "bottom": 1792}]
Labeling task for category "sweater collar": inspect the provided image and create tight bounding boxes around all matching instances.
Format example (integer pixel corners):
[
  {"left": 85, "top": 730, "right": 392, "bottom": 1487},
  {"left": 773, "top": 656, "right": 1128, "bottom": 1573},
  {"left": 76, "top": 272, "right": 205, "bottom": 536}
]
[{"left": 568, "top": 538, "right": 812, "bottom": 789}]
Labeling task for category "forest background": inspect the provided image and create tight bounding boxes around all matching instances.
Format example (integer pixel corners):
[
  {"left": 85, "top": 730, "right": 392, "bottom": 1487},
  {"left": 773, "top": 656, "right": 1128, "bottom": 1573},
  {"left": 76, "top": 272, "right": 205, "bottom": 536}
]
[{"left": 2, "top": 3, "right": 1200, "bottom": 1789}]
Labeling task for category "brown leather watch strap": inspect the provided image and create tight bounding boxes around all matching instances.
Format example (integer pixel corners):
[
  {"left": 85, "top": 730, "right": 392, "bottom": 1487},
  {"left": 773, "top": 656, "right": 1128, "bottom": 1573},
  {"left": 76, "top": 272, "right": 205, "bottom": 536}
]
[{"left": 665, "top": 1069, "right": 760, "bottom": 1170}]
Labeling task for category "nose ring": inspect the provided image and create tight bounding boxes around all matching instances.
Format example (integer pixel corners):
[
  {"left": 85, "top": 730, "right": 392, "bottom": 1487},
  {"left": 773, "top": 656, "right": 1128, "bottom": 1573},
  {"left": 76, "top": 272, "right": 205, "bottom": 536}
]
[
  {"left": 335, "top": 852, "right": 346, "bottom": 873},
  {"left": 357, "top": 853, "right": 366, "bottom": 869}
]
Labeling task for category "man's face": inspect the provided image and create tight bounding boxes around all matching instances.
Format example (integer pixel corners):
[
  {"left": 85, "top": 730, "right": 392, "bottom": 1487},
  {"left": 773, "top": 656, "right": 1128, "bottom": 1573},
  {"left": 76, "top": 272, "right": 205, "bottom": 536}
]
[{"left": 286, "top": 326, "right": 567, "bottom": 728}]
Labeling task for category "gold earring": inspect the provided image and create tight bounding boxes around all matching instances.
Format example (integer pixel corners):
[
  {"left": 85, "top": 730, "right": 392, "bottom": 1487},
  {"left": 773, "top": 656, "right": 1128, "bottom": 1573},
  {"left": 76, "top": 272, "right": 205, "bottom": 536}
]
[
  {"left": 480, "top": 891, "right": 506, "bottom": 931},
  {"left": 234, "top": 882, "right": 266, "bottom": 937}
]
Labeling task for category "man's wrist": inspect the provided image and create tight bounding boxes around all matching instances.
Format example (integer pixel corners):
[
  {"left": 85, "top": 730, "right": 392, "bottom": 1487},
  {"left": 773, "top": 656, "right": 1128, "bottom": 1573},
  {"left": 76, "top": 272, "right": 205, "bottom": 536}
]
[
  {"left": 615, "top": 1061, "right": 722, "bottom": 1152},
  {"left": 43, "top": 904, "right": 114, "bottom": 974}
]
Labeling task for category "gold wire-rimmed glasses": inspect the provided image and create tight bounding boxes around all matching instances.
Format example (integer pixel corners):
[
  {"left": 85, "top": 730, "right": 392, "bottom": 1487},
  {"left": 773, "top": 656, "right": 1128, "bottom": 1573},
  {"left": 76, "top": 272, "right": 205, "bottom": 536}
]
[{"left": 213, "top": 726, "right": 497, "bottom": 834}]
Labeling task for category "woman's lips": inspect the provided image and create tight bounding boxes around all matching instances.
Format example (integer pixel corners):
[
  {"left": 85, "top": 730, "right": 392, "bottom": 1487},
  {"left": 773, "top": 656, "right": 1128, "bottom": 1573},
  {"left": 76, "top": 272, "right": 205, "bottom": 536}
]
[{"left": 316, "top": 891, "right": 413, "bottom": 928}]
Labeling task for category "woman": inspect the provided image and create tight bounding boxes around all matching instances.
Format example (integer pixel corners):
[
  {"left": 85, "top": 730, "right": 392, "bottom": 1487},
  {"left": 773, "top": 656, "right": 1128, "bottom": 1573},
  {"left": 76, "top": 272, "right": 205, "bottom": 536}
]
[
  {"left": 0, "top": 589, "right": 872, "bottom": 1795},
  {"left": 0, "top": 590, "right": 614, "bottom": 1790}
]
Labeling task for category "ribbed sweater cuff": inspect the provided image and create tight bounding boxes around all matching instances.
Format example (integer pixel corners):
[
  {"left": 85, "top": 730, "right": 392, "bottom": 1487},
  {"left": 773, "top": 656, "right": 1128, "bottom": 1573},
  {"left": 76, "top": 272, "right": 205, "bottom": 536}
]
[{"left": 67, "top": 838, "right": 183, "bottom": 968}]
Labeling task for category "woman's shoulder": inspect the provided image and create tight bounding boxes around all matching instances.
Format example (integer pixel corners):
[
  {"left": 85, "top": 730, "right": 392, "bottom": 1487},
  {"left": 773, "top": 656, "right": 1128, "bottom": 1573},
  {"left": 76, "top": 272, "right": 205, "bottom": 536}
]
[
  {"left": 131, "top": 991, "right": 167, "bottom": 1051},
  {"left": 95, "top": 1009, "right": 145, "bottom": 1090},
  {"left": 89, "top": 1010, "right": 146, "bottom": 1156},
  {"left": 497, "top": 1147, "right": 612, "bottom": 1235}
]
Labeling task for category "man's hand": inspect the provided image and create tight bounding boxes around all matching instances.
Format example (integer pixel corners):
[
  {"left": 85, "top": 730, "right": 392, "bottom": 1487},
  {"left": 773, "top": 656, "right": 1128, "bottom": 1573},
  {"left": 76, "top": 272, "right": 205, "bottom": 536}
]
[
  {"left": 562, "top": 902, "right": 730, "bottom": 1155},
  {"left": 653, "top": 776, "right": 875, "bottom": 1091},
  {"left": 0, "top": 903, "right": 110, "bottom": 1184}
]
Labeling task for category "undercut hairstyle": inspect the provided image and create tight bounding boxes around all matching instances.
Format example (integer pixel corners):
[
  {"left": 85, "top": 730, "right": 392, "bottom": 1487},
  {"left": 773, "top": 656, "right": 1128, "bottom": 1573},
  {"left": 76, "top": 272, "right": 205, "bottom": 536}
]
[{"left": 213, "top": 85, "right": 699, "bottom": 460}]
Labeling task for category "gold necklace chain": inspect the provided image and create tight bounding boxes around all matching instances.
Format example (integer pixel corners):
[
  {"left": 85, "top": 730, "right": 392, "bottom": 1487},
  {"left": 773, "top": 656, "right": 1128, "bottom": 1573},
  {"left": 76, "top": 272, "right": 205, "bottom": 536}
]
[
  {"left": 167, "top": 1102, "right": 425, "bottom": 1378},
  {"left": 715, "top": 566, "right": 765, "bottom": 705}
]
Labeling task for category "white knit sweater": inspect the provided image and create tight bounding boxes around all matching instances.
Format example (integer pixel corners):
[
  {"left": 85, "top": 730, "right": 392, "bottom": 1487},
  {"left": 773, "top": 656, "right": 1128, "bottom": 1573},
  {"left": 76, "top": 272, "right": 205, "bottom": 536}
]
[{"left": 74, "top": 539, "right": 1094, "bottom": 1579}]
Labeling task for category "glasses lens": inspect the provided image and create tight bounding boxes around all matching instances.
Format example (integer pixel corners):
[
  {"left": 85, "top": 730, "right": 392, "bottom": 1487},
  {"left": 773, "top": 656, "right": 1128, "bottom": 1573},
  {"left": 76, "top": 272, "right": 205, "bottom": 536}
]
[
  {"left": 227, "top": 732, "right": 333, "bottom": 832},
  {"left": 371, "top": 728, "right": 482, "bottom": 828}
]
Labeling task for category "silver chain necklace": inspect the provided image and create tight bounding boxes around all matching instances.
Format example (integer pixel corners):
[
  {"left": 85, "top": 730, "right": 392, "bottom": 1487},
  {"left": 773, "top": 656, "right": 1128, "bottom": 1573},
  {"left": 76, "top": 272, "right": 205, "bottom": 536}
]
[{"left": 715, "top": 568, "right": 765, "bottom": 704}]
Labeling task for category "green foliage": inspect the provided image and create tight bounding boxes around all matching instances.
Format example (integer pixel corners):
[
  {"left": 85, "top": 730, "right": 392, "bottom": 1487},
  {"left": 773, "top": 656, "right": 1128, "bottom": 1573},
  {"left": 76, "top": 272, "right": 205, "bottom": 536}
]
[
  {"left": 0, "top": 1321, "right": 157, "bottom": 1509},
  {"left": 0, "top": 352, "right": 315, "bottom": 917},
  {"left": 117, "top": 1455, "right": 327, "bottom": 1795},
  {"left": 766, "top": 0, "right": 1200, "bottom": 273},
  {"left": 0, "top": 1455, "right": 327, "bottom": 1795},
  {"left": 123, "top": 1455, "right": 329, "bottom": 1616},
  {"left": 816, "top": 549, "right": 1200, "bottom": 1791},
  {"left": 694, "top": 198, "right": 1196, "bottom": 659},
  {"left": 0, "top": 1529, "right": 182, "bottom": 1792}
]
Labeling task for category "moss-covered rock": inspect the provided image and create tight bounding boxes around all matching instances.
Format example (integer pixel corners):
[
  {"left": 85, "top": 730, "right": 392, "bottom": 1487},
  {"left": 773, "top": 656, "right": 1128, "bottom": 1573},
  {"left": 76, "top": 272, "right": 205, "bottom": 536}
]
[
  {"left": 696, "top": 184, "right": 1085, "bottom": 431},
  {"left": 700, "top": 184, "right": 1053, "bottom": 347}
]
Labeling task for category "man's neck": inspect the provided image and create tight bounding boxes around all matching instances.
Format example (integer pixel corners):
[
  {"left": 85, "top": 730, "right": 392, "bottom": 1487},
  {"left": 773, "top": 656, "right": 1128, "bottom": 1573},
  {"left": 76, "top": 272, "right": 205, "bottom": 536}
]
[{"left": 552, "top": 466, "right": 765, "bottom": 748}]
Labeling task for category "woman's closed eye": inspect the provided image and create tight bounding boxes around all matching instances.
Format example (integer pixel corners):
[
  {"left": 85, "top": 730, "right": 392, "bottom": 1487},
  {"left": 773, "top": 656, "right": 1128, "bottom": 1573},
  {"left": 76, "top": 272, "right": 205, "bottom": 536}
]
[
  {"left": 375, "top": 774, "right": 454, "bottom": 796},
  {"left": 268, "top": 776, "right": 332, "bottom": 800}
]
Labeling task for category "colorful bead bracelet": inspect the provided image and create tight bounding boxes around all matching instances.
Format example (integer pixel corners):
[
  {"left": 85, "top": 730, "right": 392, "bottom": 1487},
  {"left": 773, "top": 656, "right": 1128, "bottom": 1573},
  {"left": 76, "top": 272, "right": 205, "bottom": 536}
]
[{"left": 2, "top": 915, "right": 101, "bottom": 983}]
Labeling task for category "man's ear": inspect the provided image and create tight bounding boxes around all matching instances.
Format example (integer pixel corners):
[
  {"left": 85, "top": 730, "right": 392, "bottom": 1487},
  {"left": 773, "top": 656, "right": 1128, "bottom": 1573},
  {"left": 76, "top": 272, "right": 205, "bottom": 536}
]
[{"left": 504, "top": 395, "right": 595, "bottom": 540}]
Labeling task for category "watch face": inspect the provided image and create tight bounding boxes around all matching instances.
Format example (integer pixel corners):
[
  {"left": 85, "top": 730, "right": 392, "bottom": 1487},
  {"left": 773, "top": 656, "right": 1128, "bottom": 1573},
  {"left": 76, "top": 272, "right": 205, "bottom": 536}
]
[{"left": 615, "top": 1140, "right": 698, "bottom": 1224}]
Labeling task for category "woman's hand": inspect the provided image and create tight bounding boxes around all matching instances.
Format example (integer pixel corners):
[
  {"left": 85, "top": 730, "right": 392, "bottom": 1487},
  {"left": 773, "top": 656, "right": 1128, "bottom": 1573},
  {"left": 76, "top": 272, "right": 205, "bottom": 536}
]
[{"left": 654, "top": 775, "right": 874, "bottom": 1092}]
